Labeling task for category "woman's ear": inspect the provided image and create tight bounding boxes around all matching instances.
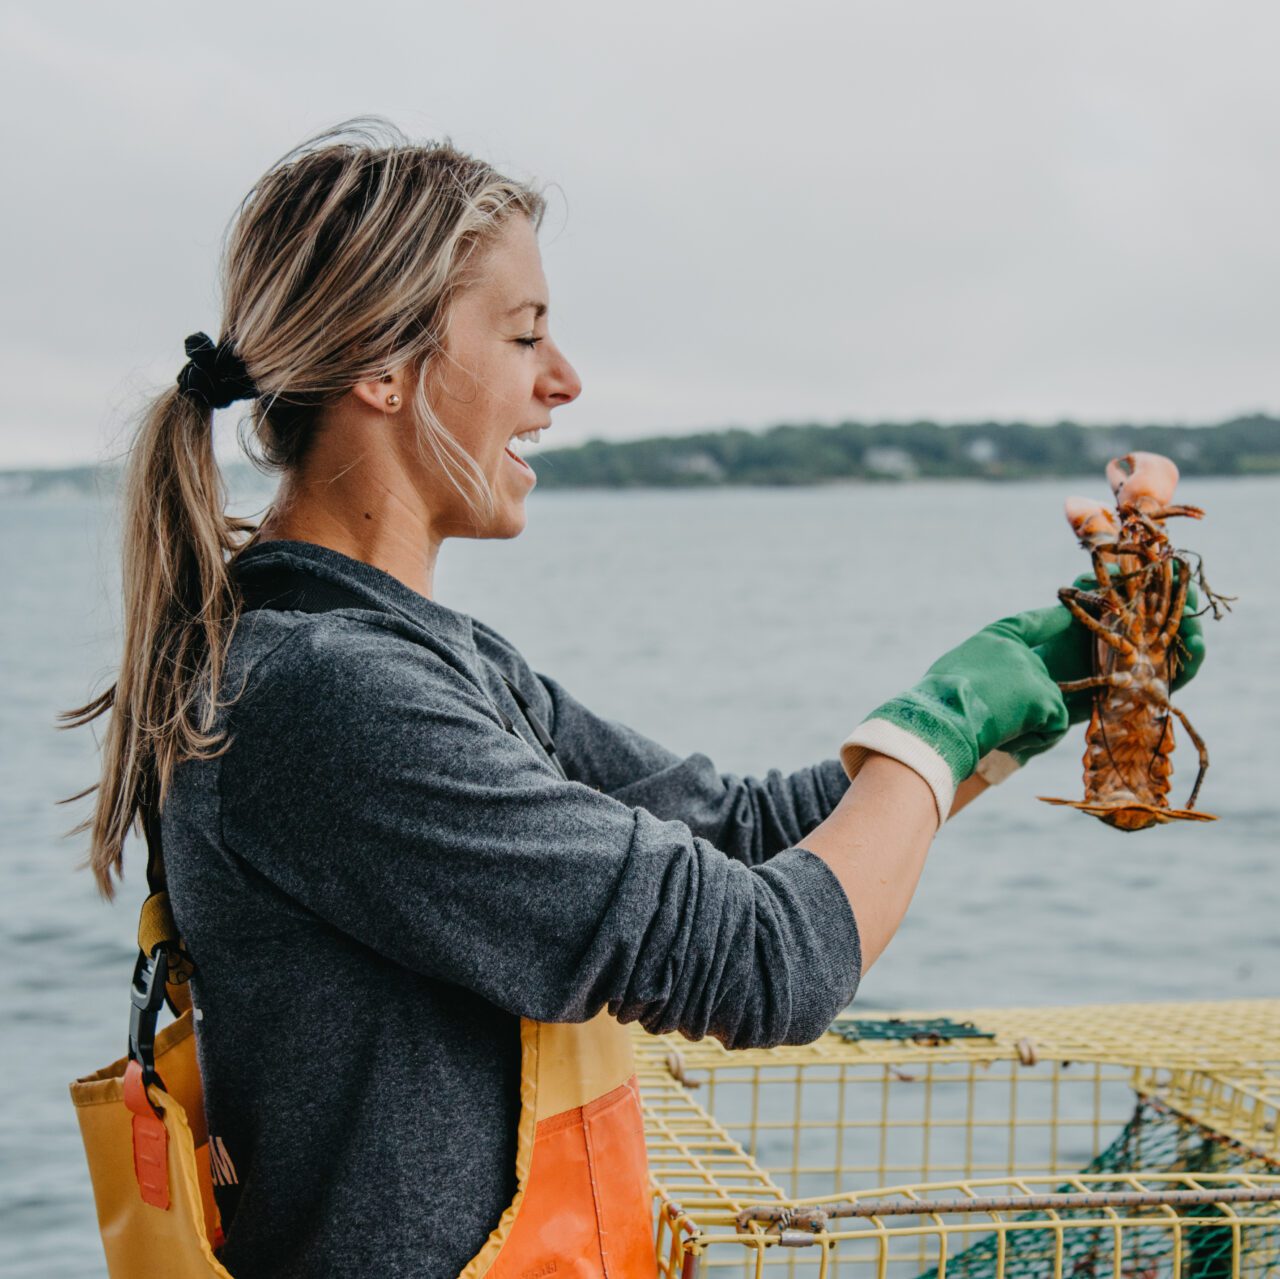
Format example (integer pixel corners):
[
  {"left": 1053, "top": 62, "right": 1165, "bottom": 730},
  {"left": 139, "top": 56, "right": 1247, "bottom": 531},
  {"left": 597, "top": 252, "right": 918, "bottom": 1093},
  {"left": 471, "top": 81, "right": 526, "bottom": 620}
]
[{"left": 351, "top": 372, "right": 404, "bottom": 413}]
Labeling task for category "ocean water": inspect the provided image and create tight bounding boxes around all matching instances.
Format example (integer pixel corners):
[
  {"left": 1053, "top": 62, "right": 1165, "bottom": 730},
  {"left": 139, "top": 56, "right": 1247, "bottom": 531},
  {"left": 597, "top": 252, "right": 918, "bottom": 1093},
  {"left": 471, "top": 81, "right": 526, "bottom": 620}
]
[{"left": 1, "top": 477, "right": 1276, "bottom": 1277}]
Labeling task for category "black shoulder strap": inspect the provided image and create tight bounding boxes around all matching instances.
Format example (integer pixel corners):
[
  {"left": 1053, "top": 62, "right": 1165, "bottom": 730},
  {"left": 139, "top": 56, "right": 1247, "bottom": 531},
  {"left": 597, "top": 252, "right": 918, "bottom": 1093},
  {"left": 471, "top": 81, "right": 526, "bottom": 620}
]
[
  {"left": 238, "top": 562, "right": 568, "bottom": 779},
  {"left": 130, "top": 771, "right": 195, "bottom": 1089}
]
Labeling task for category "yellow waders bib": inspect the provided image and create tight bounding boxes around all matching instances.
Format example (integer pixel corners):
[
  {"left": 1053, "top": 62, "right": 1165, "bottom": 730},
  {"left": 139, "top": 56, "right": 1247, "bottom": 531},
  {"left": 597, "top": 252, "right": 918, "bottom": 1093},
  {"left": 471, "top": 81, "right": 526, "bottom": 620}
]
[{"left": 70, "top": 888, "right": 658, "bottom": 1278}]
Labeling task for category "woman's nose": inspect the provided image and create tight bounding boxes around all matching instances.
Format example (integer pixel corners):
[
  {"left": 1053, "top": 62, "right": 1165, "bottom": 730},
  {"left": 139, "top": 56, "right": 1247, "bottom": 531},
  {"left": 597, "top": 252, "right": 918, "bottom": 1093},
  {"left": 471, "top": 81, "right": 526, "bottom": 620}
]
[{"left": 544, "top": 344, "right": 582, "bottom": 407}]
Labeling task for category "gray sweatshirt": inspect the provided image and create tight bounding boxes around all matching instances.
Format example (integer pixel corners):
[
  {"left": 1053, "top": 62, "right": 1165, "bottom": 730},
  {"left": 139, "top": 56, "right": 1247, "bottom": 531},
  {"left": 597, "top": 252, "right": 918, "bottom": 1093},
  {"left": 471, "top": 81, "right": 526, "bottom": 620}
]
[{"left": 163, "top": 539, "right": 860, "bottom": 1279}]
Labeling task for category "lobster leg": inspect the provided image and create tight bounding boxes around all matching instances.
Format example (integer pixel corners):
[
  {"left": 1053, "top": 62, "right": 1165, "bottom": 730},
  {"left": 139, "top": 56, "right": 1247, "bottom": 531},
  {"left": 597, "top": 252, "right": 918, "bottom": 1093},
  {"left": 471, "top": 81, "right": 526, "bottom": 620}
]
[
  {"left": 1057, "top": 675, "right": 1122, "bottom": 694},
  {"left": 1090, "top": 551, "right": 1124, "bottom": 609},
  {"left": 1157, "top": 557, "right": 1189, "bottom": 643},
  {"left": 1183, "top": 554, "right": 1237, "bottom": 621},
  {"left": 1059, "top": 588, "right": 1136, "bottom": 653},
  {"left": 1143, "top": 504, "right": 1205, "bottom": 522},
  {"left": 1166, "top": 702, "right": 1210, "bottom": 809},
  {"left": 1107, "top": 551, "right": 1142, "bottom": 602}
]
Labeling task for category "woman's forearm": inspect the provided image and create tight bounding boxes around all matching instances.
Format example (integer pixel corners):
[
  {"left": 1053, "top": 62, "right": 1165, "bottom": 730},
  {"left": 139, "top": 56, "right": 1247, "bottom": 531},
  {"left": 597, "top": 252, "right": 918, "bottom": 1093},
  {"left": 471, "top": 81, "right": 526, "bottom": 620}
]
[{"left": 800, "top": 754, "right": 939, "bottom": 972}]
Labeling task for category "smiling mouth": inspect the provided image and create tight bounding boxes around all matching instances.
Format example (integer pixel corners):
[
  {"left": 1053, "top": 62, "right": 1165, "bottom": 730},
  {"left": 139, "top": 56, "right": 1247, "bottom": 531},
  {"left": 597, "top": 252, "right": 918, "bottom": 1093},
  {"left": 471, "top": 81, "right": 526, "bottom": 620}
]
[{"left": 504, "top": 426, "right": 549, "bottom": 474}]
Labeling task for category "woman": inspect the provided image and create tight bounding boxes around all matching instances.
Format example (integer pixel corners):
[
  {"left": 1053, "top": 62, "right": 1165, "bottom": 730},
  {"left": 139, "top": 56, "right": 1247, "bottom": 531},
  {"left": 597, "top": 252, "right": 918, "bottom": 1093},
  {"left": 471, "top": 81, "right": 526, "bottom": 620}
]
[{"left": 70, "top": 121, "right": 1194, "bottom": 1279}]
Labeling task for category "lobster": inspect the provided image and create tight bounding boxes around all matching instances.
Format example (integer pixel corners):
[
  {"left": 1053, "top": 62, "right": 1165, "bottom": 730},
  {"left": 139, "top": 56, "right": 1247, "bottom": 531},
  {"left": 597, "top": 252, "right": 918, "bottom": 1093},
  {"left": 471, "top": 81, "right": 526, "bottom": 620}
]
[{"left": 1040, "top": 451, "right": 1229, "bottom": 832}]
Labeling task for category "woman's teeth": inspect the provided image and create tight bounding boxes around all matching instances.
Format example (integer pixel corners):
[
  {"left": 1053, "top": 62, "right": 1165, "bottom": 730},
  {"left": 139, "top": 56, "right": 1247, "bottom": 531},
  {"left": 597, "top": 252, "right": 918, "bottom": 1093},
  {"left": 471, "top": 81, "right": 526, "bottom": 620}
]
[{"left": 505, "top": 431, "right": 543, "bottom": 471}]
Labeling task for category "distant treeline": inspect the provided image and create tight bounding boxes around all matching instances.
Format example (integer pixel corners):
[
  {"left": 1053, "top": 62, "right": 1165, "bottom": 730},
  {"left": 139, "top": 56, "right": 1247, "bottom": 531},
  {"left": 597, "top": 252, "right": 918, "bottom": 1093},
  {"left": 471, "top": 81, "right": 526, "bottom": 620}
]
[
  {"left": 3, "top": 415, "right": 1278, "bottom": 498},
  {"left": 529, "top": 414, "right": 1280, "bottom": 488}
]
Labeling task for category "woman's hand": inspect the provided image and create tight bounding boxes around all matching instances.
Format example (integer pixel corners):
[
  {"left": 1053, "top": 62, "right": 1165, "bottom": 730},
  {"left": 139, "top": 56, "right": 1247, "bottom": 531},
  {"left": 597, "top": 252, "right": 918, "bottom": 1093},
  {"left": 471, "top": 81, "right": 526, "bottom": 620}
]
[{"left": 841, "top": 608, "right": 1072, "bottom": 823}]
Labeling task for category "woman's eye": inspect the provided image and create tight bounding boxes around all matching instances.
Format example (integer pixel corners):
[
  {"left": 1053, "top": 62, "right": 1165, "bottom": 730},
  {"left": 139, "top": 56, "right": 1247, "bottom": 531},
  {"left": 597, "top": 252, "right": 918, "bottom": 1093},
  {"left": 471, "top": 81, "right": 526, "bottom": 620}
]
[{"left": 516, "top": 336, "right": 543, "bottom": 350}]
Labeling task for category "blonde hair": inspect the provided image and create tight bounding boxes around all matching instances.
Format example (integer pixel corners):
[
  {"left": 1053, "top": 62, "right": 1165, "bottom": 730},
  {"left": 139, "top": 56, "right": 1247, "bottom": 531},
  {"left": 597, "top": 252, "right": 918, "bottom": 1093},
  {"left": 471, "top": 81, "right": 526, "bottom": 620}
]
[{"left": 64, "top": 118, "right": 545, "bottom": 897}]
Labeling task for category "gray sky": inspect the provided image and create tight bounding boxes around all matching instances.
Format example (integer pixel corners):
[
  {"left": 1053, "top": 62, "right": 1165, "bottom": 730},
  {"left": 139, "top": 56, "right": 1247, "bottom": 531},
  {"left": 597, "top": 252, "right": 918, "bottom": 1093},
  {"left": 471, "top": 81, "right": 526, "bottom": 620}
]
[{"left": 3, "top": 0, "right": 1277, "bottom": 467}]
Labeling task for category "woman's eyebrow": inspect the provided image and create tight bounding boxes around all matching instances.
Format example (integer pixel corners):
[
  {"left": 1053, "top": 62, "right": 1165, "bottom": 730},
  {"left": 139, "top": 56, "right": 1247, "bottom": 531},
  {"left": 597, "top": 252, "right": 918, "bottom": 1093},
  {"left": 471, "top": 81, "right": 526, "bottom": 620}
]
[{"left": 503, "top": 299, "right": 548, "bottom": 320}]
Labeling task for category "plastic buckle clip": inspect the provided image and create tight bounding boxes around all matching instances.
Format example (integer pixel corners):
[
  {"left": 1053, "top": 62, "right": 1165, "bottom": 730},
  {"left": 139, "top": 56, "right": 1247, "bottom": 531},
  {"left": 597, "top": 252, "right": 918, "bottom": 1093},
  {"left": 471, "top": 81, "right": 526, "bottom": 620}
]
[{"left": 128, "top": 945, "right": 170, "bottom": 1092}]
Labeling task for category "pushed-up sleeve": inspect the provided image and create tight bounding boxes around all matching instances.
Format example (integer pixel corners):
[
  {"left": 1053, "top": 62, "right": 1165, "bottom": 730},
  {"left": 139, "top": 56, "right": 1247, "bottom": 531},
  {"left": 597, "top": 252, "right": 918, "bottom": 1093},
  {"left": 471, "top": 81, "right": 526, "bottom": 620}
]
[
  {"left": 219, "top": 621, "right": 861, "bottom": 1049},
  {"left": 530, "top": 670, "right": 850, "bottom": 867}
]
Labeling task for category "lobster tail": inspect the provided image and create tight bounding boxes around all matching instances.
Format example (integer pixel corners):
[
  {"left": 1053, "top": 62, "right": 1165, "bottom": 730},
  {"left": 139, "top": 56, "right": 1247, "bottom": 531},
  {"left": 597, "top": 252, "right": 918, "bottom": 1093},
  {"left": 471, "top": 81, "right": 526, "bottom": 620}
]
[{"left": 1040, "top": 795, "right": 1217, "bottom": 831}]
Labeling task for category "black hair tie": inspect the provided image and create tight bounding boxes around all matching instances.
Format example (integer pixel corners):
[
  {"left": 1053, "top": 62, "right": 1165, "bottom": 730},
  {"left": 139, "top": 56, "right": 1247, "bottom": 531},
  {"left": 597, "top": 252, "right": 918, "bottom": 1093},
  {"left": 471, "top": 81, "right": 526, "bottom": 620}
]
[{"left": 176, "top": 332, "right": 258, "bottom": 410}]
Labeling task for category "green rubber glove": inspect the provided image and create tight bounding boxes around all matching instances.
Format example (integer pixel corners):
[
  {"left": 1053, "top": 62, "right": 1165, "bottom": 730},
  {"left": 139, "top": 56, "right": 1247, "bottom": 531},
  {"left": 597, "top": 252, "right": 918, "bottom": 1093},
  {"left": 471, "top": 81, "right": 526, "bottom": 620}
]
[
  {"left": 841, "top": 609, "right": 1070, "bottom": 823},
  {"left": 1032, "top": 574, "right": 1206, "bottom": 728}
]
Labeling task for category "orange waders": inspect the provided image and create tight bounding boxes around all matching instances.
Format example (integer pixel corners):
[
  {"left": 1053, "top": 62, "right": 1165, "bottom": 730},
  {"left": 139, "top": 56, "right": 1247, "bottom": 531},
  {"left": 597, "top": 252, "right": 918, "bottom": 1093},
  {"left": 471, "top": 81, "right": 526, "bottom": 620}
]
[{"left": 71, "top": 883, "right": 658, "bottom": 1278}]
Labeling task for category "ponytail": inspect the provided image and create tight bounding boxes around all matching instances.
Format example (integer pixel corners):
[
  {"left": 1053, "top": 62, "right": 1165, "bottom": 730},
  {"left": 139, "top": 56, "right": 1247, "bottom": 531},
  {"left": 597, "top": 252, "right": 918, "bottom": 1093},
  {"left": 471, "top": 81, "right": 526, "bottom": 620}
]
[
  {"left": 62, "top": 384, "right": 251, "bottom": 897},
  {"left": 64, "top": 118, "right": 545, "bottom": 898}
]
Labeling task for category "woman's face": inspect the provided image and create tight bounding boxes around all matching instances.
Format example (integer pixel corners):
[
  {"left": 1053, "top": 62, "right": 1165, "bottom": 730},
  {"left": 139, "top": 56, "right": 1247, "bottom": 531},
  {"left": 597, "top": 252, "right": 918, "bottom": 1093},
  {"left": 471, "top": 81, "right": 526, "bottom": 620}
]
[{"left": 425, "top": 215, "right": 581, "bottom": 539}]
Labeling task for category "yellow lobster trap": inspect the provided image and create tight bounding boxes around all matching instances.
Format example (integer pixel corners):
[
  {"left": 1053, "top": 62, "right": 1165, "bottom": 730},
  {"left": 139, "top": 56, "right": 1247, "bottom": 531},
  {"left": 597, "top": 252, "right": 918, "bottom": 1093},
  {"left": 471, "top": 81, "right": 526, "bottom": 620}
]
[{"left": 632, "top": 1000, "right": 1280, "bottom": 1279}]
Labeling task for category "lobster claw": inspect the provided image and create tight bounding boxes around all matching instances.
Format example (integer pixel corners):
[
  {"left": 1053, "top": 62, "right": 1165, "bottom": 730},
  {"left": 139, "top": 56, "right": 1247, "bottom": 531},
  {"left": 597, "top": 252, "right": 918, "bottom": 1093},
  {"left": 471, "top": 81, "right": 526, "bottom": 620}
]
[
  {"left": 1063, "top": 497, "right": 1118, "bottom": 549},
  {"left": 1106, "top": 452, "right": 1180, "bottom": 511}
]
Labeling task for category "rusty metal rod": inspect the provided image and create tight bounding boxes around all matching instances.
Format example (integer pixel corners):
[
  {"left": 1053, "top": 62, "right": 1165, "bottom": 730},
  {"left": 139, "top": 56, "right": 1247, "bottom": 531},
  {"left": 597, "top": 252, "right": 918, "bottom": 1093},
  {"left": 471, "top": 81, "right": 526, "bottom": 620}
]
[{"left": 737, "top": 1184, "right": 1280, "bottom": 1230}]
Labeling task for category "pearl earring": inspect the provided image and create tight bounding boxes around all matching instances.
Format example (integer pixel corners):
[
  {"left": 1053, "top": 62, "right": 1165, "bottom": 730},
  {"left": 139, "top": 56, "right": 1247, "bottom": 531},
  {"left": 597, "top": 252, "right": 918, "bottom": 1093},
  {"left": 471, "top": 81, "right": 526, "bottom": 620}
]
[{"left": 386, "top": 394, "right": 401, "bottom": 409}]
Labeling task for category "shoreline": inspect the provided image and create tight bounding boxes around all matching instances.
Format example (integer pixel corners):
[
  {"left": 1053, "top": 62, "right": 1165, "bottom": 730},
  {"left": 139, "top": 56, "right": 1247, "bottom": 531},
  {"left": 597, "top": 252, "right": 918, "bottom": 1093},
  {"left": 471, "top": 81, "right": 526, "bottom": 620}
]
[{"left": 5, "top": 465, "right": 1280, "bottom": 503}]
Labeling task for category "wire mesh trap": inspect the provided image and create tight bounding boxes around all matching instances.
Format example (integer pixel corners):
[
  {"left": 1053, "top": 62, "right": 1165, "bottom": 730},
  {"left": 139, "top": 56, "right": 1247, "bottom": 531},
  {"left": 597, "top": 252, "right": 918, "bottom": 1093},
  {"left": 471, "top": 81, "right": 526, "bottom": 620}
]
[{"left": 633, "top": 1000, "right": 1280, "bottom": 1279}]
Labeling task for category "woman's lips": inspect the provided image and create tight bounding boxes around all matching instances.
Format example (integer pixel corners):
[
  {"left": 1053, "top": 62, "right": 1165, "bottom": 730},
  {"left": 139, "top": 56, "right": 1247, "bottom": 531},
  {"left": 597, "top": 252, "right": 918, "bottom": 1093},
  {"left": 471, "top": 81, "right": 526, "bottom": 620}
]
[{"left": 504, "top": 445, "right": 534, "bottom": 474}]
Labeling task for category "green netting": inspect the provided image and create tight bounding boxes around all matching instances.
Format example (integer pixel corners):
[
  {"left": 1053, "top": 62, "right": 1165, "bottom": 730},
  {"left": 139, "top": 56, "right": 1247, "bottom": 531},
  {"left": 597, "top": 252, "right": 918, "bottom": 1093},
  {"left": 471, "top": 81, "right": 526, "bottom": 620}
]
[{"left": 916, "top": 1099, "right": 1280, "bottom": 1279}]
